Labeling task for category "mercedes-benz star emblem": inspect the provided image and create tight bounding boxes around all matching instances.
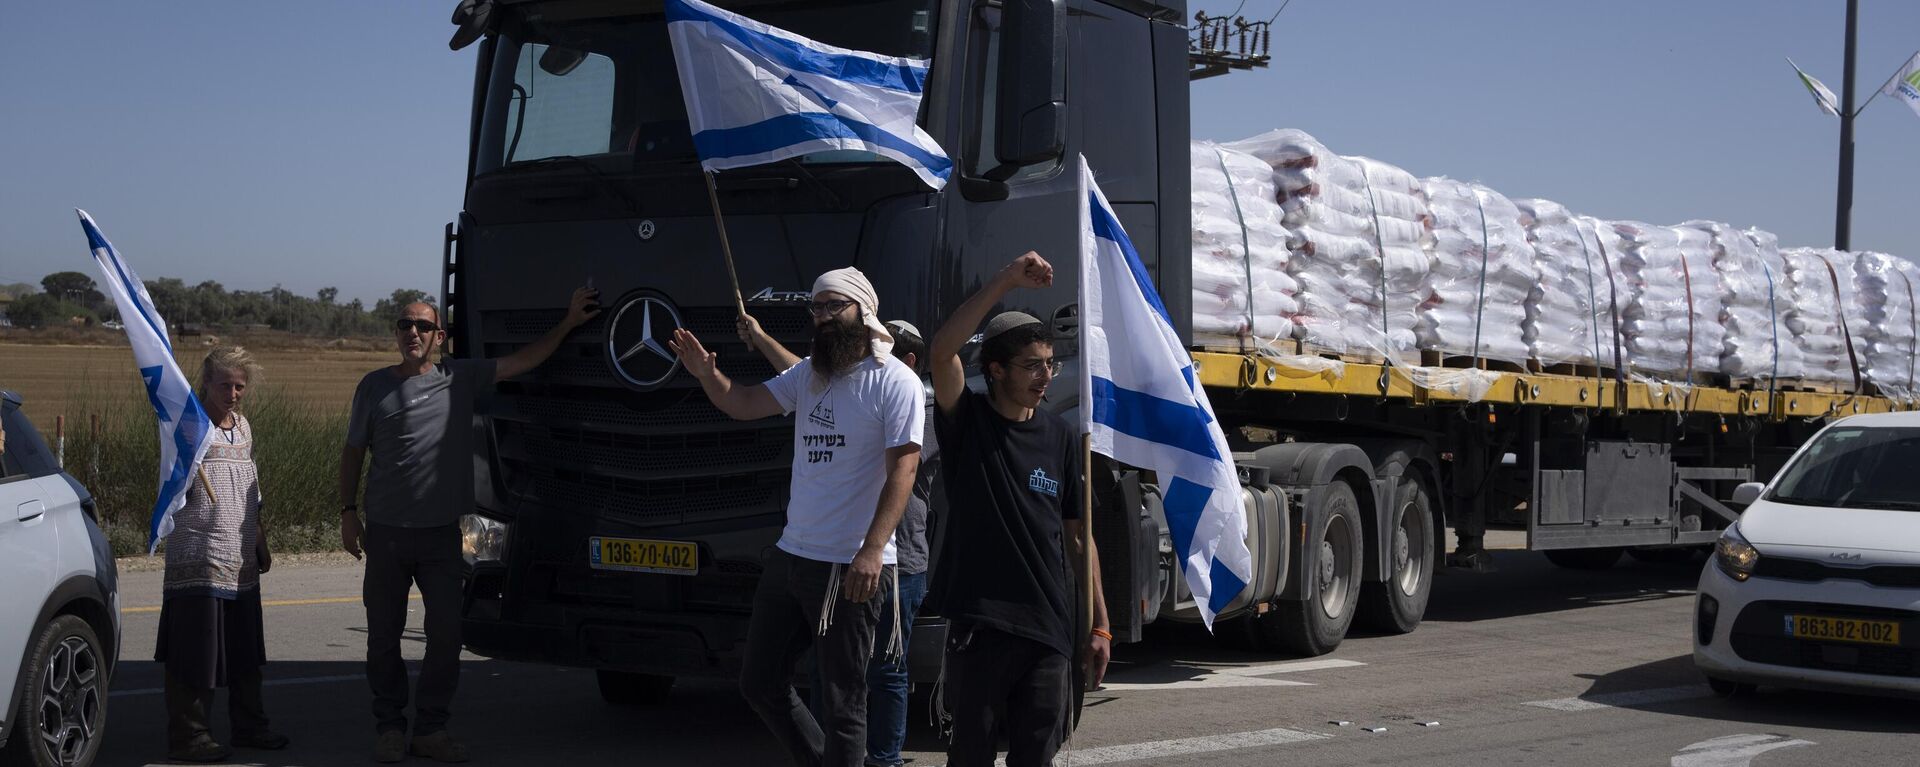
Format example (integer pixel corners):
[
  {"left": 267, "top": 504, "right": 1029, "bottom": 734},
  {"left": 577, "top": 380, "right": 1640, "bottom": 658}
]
[
  {"left": 637, "top": 220, "right": 657, "bottom": 240},
  {"left": 605, "top": 292, "right": 684, "bottom": 390}
]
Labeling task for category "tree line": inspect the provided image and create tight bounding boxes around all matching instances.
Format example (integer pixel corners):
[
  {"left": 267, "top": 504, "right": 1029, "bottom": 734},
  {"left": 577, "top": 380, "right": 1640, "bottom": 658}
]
[{"left": 2, "top": 271, "right": 432, "bottom": 337}]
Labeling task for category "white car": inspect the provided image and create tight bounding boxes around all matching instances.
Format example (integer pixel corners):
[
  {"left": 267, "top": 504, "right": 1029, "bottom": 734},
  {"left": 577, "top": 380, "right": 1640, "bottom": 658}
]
[
  {"left": 0, "top": 392, "right": 120, "bottom": 767},
  {"left": 1694, "top": 410, "right": 1920, "bottom": 698}
]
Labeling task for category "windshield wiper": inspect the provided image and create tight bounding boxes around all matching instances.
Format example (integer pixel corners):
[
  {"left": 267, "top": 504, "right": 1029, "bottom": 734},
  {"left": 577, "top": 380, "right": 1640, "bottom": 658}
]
[
  {"left": 1765, "top": 494, "right": 1832, "bottom": 507},
  {"left": 492, "top": 155, "right": 642, "bottom": 216},
  {"left": 1846, "top": 500, "right": 1920, "bottom": 511}
]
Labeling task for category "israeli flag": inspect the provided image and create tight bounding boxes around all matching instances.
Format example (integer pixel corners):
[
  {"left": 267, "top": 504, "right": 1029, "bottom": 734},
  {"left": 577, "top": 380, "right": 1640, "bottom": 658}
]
[
  {"left": 665, "top": 0, "right": 951, "bottom": 189},
  {"left": 1076, "top": 157, "right": 1252, "bottom": 629},
  {"left": 76, "top": 210, "right": 212, "bottom": 553}
]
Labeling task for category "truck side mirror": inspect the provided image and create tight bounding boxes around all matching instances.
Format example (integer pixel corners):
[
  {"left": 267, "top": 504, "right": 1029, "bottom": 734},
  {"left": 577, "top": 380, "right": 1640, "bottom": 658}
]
[
  {"left": 449, "top": 0, "right": 496, "bottom": 51},
  {"left": 992, "top": 0, "right": 1066, "bottom": 170},
  {"left": 1730, "top": 482, "right": 1764, "bottom": 507}
]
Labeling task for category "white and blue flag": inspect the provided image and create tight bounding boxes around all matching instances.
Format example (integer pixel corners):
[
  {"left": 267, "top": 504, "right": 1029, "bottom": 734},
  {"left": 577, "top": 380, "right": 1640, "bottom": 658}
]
[
  {"left": 76, "top": 210, "right": 213, "bottom": 553},
  {"left": 665, "top": 0, "right": 951, "bottom": 189},
  {"left": 1076, "top": 158, "right": 1252, "bottom": 629}
]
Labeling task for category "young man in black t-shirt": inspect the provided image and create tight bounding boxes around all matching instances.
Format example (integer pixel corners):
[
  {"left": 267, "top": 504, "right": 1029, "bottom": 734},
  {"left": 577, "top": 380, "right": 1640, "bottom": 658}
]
[{"left": 926, "top": 251, "right": 1111, "bottom": 767}]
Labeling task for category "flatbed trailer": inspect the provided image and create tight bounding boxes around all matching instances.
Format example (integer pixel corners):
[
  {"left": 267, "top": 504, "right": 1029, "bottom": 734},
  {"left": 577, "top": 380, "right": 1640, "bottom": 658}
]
[{"left": 1094, "top": 349, "right": 1918, "bottom": 655}]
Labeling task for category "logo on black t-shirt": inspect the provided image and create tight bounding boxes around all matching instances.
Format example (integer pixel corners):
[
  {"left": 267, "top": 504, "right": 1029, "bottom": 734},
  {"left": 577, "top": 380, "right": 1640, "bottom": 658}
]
[{"left": 1028, "top": 468, "right": 1061, "bottom": 497}]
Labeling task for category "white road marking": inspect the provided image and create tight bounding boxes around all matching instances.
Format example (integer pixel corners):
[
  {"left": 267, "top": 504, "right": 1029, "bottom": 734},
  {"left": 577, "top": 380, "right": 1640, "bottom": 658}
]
[
  {"left": 1035, "top": 726, "right": 1331, "bottom": 765},
  {"left": 1522, "top": 684, "right": 1710, "bottom": 712},
  {"left": 1672, "top": 733, "right": 1815, "bottom": 767},
  {"left": 1099, "top": 658, "right": 1365, "bottom": 692}
]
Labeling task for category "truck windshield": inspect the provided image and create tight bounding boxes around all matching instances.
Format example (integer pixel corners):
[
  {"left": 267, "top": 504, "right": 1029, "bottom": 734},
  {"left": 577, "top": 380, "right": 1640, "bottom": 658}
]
[
  {"left": 1767, "top": 425, "right": 1920, "bottom": 511},
  {"left": 475, "top": 0, "right": 937, "bottom": 176}
]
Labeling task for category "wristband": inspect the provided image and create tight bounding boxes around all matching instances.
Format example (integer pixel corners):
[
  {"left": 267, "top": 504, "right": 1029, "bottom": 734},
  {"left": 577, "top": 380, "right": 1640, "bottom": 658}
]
[{"left": 1090, "top": 627, "right": 1112, "bottom": 641}]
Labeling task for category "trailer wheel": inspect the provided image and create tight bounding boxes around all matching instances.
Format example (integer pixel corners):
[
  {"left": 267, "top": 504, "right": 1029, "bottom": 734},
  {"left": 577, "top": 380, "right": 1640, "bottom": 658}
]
[
  {"left": 1543, "top": 547, "right": 1624, "bottom": 570},
  {"left": 1249, "top": 481, "right": 1363, "bottom": 656},
  {"left": 1358, "top": 477, "right": 1434, "bottom": 634}
]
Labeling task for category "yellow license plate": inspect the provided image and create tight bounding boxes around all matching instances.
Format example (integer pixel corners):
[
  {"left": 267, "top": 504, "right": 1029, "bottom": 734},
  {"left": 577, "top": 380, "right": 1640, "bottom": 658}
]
[
  {"left": 588, "top": 537, "right": 698, "bottom": 575},
  {"left": 1784, "top": 614, "right": 1901, "bottom": 646}
]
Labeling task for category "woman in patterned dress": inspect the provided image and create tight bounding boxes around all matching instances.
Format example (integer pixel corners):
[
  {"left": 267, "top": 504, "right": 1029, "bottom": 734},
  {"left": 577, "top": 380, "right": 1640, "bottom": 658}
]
[{"left": 154, "top": 346, "right": 289, "bottom": 762}]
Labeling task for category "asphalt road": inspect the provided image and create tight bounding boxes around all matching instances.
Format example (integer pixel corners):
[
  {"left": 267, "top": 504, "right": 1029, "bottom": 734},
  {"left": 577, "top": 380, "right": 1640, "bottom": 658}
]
[{"left": 94, "top": 546, "right": 1917, "bottom": 767}]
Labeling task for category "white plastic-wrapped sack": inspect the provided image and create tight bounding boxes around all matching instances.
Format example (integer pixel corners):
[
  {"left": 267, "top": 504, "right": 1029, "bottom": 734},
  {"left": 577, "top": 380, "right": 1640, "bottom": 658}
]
[
  {"left": 1852, "top": 251, "right": 1919, "bottom": 395},
  {"left": 1577, "top": 215, "right": 1632, "bottom": 371},
  {"left": 1420, "top": 178, "right": 1535, "bottom": 363},
  {"left": 1685, "top": 221, "right": 1780, "bottom": 381},
  {"left": 1779, "top": 247, "right": 1852, "bottom": 383},
  {"left": 1518, "top": 199, "right": 1614, "bottom": 368},
  {"left": 1611, "top": 221, "right": 1722, "bottom": 377},
  {"left": 1737, "top": 228, "right": 1803, "bottom": 380},
  {"left": 1227, "top": 129, "right": 1430, "bottom": 356},
  {"left": 1190, "top": 140, "right": 1299, "bottom": 343}
]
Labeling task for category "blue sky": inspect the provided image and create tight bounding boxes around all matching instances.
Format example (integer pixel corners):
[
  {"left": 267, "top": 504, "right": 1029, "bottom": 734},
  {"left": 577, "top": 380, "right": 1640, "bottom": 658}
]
[{"left": 4, "top": 1, "right": 1917, "bottom": 305}]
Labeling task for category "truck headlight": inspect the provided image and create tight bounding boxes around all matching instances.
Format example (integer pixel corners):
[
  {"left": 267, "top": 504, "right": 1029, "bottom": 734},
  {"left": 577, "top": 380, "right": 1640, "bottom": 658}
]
[
  {"left": 461, "top": 514, "right": 510, "bottom": 564},
  {"left": 1714, "top": 523, "right": 1759, "bottom": 582}
]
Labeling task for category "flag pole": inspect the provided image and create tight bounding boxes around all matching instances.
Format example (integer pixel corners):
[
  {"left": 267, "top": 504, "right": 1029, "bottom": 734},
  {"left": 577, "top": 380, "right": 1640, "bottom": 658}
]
[
  {"left": 702, "top": 171, "right": 748, "bottom": 316},
  {"left": 1835, "top": 0, "right": 1859, "bottom": 250},
  {"left": 1081, "top": 432, "right": 1096, "bottom": 688}
]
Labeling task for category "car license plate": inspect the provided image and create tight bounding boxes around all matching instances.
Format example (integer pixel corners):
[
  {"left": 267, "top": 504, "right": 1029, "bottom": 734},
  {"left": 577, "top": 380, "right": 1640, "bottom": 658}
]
[
  {"left": 1784, "top": 614, "right": 1901, "bottom": 646},
  {"left": 588, "top": 537, "right": 698, "bottom": 575}
]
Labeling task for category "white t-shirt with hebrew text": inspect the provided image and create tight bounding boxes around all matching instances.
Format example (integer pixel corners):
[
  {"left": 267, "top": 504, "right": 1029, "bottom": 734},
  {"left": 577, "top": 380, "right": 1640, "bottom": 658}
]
[{"left": 763, "top": 353, "right": 924, "bottom": 565}]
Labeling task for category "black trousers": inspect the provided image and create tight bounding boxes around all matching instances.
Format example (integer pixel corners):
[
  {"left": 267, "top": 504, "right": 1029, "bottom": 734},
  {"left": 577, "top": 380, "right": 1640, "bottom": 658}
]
[
  {"left": 363, "top": 523, "right": 466, "bottom": 736},
  {"left": 942, "top": 623, "right": 1072, "bottom": 767},
  {"left": 739, "top": 549, "right": 884, "bottom": 767},
  {"left": 164, "top": 667, "right": 270, "bottom": 750}
]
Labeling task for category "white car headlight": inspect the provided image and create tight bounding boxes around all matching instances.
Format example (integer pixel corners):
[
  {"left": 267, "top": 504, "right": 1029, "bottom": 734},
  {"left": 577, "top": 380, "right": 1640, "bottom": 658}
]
[
  {"left": 461, "top": 514, "right": 511, "bottom": 564},
  {"left": 1714, "top": 523, "right": 1759, "bottom": 582}
]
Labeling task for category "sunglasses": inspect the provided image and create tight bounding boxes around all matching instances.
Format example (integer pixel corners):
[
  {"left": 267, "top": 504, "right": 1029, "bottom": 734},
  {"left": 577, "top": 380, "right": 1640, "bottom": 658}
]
[
  {"left": 395, "top": 319, "right": 441, "bottom": 334},
  {"left": 807, "top": 299, "right": 856, "bottom": 318}
]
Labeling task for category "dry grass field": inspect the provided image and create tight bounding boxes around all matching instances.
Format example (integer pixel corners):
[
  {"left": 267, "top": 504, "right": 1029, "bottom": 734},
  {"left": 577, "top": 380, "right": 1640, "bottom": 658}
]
[
  {"left": 3, "top": 341, "right": 397, "bottom": 555},
  {"left": 4, "top": 343, "right": 391, "bottom": 430}
]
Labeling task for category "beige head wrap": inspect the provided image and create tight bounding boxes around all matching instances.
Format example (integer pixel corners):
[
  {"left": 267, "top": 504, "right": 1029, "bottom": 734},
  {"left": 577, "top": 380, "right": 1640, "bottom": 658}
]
[{"left": 813, "top": 267, "right": 893, "bottom": 354}]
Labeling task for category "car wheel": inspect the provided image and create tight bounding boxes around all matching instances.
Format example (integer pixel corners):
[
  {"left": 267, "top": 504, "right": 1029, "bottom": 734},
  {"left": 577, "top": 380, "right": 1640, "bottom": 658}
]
[
  {"left": 596, "top": 671, "right": 674, "bottom": 706},
  {"left": 1705, "top": 675, "right": 1756, "bottom": 698},
  {"left": 2, "top": 615, "right": 107, "bottom": 767}
]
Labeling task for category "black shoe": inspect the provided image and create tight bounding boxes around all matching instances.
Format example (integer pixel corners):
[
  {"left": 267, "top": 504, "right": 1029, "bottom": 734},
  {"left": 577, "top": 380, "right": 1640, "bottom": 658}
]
[{"left": 168, "top": 736, "right": 233, "bottom": 763}]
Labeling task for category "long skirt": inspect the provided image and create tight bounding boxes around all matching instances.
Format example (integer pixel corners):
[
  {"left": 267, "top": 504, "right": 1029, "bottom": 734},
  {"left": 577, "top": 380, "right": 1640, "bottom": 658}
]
[{"left": 154, "top": 590, "right": 266, "bottom": 689}]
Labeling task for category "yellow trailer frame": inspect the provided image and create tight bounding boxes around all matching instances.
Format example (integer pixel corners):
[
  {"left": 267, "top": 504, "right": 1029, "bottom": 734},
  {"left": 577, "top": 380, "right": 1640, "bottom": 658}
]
[{"left": 1189, "top": 351, "right": 1918, "bottom": 421}]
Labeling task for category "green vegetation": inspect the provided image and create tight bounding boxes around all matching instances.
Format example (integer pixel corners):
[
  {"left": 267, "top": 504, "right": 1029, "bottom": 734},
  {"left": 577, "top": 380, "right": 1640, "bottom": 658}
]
[
  {"left": 58, "top": 380, "right": 352, "bottom": 558},
  {"left": 3, "top": 270, "right": 431, "bottom": 337}
]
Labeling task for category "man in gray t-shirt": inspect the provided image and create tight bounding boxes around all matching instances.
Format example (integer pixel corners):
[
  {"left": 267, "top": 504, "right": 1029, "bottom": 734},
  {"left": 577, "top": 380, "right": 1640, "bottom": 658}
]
[{"left": 338, "top": 289, "right": 597, "bottom": 763}]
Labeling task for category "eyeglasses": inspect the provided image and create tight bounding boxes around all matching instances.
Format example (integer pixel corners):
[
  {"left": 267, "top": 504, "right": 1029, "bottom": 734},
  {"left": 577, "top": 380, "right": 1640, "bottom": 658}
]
[
  {"left": 1011, "top": 358, "right": 1062, "bottom": 375},
  {"left": 807, "top": 299, "right": 855, "bottom": 318},
  {"left": 395, "top": 319, "right": 441, "bottom": 334}
]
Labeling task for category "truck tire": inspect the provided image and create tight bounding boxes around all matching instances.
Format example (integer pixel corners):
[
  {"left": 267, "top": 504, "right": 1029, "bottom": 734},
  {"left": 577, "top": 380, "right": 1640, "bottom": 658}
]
[
  {"left": 2, "top": 615, "right": 107, "bottom": 767},
  {"left": 1357, "top": 477, "right": 1434, "bottom": 634},
  {"left": 1543, "top": 547, "right": 1625, "bottom": 570},
  {"left": 596, "top": 671, "right": 674, "bottom": 706},
  {"left": 1248, "top": 481, "right": 1364, "bottom": 656}
]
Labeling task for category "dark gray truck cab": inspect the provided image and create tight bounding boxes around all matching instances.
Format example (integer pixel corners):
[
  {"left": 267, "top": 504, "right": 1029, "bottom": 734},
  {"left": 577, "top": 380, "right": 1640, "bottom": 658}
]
[{"left": 447, "top": 0, "right": 1188, "bottom": 689}]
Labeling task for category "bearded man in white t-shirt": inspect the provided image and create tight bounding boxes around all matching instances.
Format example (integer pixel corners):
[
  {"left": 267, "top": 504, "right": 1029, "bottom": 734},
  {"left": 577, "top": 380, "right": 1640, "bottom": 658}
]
[{"left": 668, "top": 267, "right": 923, "bottom": 767}]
